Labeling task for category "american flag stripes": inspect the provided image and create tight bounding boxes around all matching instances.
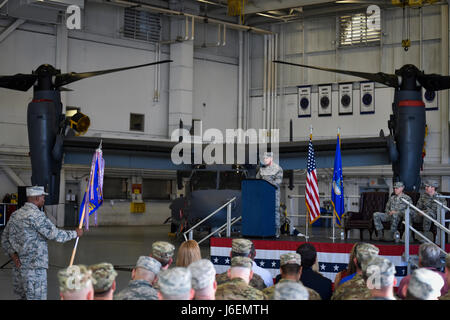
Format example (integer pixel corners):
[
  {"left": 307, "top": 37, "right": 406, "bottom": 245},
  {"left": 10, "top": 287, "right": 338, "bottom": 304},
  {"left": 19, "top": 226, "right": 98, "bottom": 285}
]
[{"left": 306, "top": 134, "right": 321, "bottom": 224}]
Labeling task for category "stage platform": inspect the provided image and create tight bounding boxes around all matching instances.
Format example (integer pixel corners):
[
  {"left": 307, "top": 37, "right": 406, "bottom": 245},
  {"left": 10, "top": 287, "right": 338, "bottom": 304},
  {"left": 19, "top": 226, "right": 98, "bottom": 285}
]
[{"left": 209, "top": 227, "right": 450, "bottom": 287}]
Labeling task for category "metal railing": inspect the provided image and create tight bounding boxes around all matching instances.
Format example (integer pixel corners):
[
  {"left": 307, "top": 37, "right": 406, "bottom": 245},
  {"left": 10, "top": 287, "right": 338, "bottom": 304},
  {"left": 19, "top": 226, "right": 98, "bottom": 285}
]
[
  {"left": 288, "top": 194, "right": 360, "bottom": 242},
  {"left": 183, "top": 197, "right": 237, "bottom": 244},
  {"left": 401, "top": 197, "right": 450, "bottom": 274}
]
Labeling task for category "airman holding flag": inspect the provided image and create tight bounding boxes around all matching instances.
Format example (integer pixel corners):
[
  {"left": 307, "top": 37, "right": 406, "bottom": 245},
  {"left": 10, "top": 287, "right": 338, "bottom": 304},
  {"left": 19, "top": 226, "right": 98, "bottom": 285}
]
[{"left": 1, "top": 186, "right": 82, "bottom": 299}]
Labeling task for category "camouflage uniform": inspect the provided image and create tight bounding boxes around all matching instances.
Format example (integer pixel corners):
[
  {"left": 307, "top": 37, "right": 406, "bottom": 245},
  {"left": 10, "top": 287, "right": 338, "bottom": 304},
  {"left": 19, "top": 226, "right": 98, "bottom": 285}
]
[
  {"left": 89, "top": 263, "right": 117, "bottom": 296},
  {"left": 158, "top": 267, "right": 192, "bottom": 300},
  {"left": 331, "top": 273, "right": 371, "bottom": 300},
  {"left": 151, "top": 241, "right": 175, "bottom": 291},
  {"left": 264, "top": 252, "right": 320, "bottom": 300},
  {"left": 215, "top": 257, "right": 266, "bottom": 300},
  {"left": 256, "top": 152, "right": 283, "bottom": 237},
  {"left": 114, "top": 279, "right": 158, "bottom": 300},
  {"left": 216, "top": 270, "right": 266, "bottom": 290},
  {"left": 363, "top": 256, "right": 397, "bottom": 300},
  {"left": 58, "top": 265, "right": 95, "bottom": 299},
  {"left": 263, "top": 279, "right": 321, "bottom": 300},
  {"left": 414, "top": 181, "right": 446, "bottom": 232},
  {"left": 408, "top": 268, "right": 444, "bottom": 300},
  {"left": 1, "top": 194, "right": 77, "bottom": 300},
  {"left": 188, "top": 259, "right": 216, "bottom": 291},
  {"left": 217, "top": 238, "right": 267, "bottom": 290},
  {"left": 331, "top": 243, "right": 379, "bottom": 300},
  {"left": 151, "top": 241, "right": 175, "bottom": 266},
  {"left": 373, "top": 182, "right": 412, "bottom": 233},
  {"left": 115, "top": 256, "right": 161, "bottom": 300},
  {"left": 439, "top": 292, "right": 450, "bottom": 300},
  {"left": 273, "top": 280, "right": 309, "bottom": 300}
]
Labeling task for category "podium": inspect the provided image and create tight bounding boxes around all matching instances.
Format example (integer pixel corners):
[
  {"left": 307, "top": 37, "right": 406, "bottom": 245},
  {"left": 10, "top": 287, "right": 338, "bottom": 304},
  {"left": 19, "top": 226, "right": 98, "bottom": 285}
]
[{"left": 241, "top": 179, "right": 277, "bottom": 237}]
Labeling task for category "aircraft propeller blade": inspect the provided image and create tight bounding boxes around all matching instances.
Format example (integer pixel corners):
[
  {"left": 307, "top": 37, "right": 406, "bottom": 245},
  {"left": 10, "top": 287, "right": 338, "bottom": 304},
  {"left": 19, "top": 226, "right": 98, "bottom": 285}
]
[
  {"left": 54, "top": 60, "right": 173, "bottom": 87},
  {"left": 0, "top": 74, "right": 38, "bottom": 92},
  {"left": 58, "top": 87, "right": 74, "bottom": 92},
  {"left": 418, "top": 74, "right": 450, "bottom": 91},
  {"left": 273, "top": 60, "right": 399, "bottom": 88}
]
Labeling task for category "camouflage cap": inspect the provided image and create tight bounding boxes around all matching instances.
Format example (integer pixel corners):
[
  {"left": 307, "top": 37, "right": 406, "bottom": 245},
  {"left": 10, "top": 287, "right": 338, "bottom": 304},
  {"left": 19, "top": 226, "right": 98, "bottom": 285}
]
[
  {"left": 363, "top": 257, "right": 396, "bottom": 288},
  {"left": 356, "top": 243, "right": 379, "bottom": 265},
  {"left": 152, "top": 241, "right": 175, "bottom": 260},
  {"left": 273, "top": 281, "right": 309, "bottom": 300},
  {"left": 393, "top": 181, "right": 404, "bottom": 188},
  {"left": 424, "top": 180, "right": 439, "bottom": 188},
  {"left": 58, "top": 265, "right": 95, "bottom": 293},
  {"left": 408, "top": 268, "right": 444, "bottom": 300},
  {"left": 88, "top": 262, "right": 117, "bottom": 293},
  {"left": 26, "top": 186, "right": 48, "bottom": 197},
  {"left": 231, "top": 238, "right": 253, "bottom": 255},
  {"left": 188, "top": 259, "right": 216, "bottom": 290},
  {"left": 231, "top": 256, "right": 253, "bottom": 269},
  {"left": 136, "top": 256, "right": 161, "bottom": 275},
  {"left": 158, "top": 267, "right": 192, "bottom": 296},
  {"left": 280, "top": 252, "right": 301, "bottom": 266}
]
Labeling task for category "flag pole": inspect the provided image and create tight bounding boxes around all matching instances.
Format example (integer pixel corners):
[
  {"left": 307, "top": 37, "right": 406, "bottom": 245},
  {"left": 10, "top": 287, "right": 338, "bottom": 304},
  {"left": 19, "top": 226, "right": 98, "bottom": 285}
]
[
  {"left": 69, "top": 203, "right": 86, "bottom": 266},
  {"left": 306, "top": 125, "right": 313, "bottom": 240}
]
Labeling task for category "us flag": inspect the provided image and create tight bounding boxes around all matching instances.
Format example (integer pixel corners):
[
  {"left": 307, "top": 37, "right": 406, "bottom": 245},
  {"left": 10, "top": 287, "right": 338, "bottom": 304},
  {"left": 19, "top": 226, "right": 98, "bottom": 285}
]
[{"left": 306, "top": 134, "right": 321, "bottom": 224}]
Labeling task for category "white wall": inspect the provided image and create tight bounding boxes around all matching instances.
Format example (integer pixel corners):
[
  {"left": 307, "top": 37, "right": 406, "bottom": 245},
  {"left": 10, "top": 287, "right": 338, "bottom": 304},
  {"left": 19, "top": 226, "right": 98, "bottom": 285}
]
[
  {"left": 249, "top": 5, "right": 446, "bottom": 165},
  {"left": 193, "top": 59, "right": 238, "bottom": 133}
]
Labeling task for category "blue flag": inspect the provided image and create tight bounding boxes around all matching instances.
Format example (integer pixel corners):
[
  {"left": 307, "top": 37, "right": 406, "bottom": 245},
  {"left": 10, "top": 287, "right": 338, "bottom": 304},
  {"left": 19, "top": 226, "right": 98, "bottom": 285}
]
[
  {"left": 331, "top": 134, "right": 344, "bottom": 227},
  {"left": 78, "top": 147, "right": 104, "bottom": 229}
]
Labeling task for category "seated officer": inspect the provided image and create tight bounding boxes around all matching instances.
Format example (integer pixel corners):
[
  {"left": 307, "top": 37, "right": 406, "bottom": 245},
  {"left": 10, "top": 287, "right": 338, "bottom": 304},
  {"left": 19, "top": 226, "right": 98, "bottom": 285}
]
[
  {"left": 89, "top": 262, "right": 117, "bottom": 300},
  {"left": 413, "top": 180, "right": 446, "bottom": 241},
  {"left": 373, "top": 181, "right": 412, "bottom": 241}
]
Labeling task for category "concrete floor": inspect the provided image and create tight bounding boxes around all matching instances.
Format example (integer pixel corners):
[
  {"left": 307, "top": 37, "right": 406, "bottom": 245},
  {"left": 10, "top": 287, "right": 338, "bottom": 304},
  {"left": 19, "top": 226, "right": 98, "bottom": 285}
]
[
  {"left": 0, "top": 224, "right": 419, "bottom": 300},
  {"left": 0, "top": 225, "right": 212, "bottom": 300}
]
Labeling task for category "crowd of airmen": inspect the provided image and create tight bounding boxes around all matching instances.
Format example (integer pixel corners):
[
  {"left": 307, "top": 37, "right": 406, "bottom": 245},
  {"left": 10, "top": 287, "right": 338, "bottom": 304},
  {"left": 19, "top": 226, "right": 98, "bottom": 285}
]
[
  {"left": 54, "top": 238, "right": 450, "bottom": 301},
  {"left": 2, "top": 184, "right": 450, "bottom": 300}
]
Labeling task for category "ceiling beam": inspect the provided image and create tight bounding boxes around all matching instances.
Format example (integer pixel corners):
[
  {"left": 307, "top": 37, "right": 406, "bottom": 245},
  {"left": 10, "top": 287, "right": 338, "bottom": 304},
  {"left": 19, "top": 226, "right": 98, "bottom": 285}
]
[
  {"left": 0, "top": 18, "right": 26, "bottom": 44},
  {"left": 238, "top": 0, "right": 336, "bottom": 15}
]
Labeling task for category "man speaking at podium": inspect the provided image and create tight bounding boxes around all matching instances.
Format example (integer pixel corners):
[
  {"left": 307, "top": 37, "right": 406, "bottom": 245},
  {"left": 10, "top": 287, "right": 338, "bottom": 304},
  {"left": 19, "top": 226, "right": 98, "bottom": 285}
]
[{"left": 256, "top": 152, "right": 284, "bottom": 238}]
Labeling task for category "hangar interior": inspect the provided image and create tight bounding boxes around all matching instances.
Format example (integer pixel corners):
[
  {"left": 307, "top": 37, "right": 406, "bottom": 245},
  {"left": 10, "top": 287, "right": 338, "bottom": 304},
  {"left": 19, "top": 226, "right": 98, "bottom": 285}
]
[{"left": 0, "top": 1, "right": 450, "bottom": 242}]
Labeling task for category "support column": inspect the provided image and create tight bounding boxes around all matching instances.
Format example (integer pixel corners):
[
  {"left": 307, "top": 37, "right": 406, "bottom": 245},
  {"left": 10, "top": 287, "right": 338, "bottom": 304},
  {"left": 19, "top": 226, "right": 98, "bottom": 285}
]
[
  {"left": 441, "top": 4, "right": 449, "bottom": 192},
  {"left": 168, "top": 18, "right": 194, "bottom": 137},
  {"left": 55, "top": 23, "right": 69, "bottom": 227}
]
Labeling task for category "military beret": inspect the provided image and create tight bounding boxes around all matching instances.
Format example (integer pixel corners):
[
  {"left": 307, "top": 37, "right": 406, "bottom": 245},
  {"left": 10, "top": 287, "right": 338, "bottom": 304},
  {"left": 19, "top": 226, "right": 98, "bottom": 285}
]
[
  {"left": 188, "top": 259, "right": 216, "bottom": 290},
  {"left": 424, "top": 180, "right": 439, "bottom": 188},
  {"left": 231, "top": 256, "right": 253, "bottom": 269},
  {"left": 363, "top": 257, "right": 396, "bottom": 288},
  {"left": 158, "top": 267, "right": 192, "bottom": 296},
  {"left": 136, "top": 256, "right": 161, "bottom": 275},
  {"left": 408, "top": 268, "right": 444, "bottom": 300},
  {"left": 89, "top": 262, "right": 117, "bottom": 293},
  {"left": 58, "top": 265, "right": 95, "bottom": 293},
  {"left": 231, "top": 238, "right": 253, "bottom": 255},
  {"left": 152, "top": 241, "right": 175, "bottom": 260},
  {"left": 393, "top": 181, "right": 404, "bottom": 188},
  {"left": 356, "top": 243, "right": 379, "bottom": 264},
  {"left": 273, "top": 281, "right": 309, "bottom": 300},
  {"left": 26, "top": 186, "right": 48, "bottom": 197},
  {"left": 280, "top": 252, "right": 301, "bottom": 266}
]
